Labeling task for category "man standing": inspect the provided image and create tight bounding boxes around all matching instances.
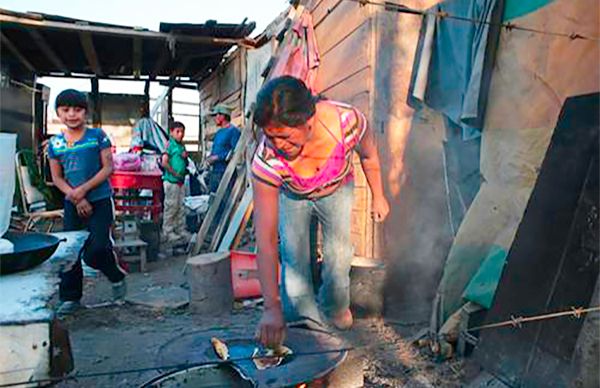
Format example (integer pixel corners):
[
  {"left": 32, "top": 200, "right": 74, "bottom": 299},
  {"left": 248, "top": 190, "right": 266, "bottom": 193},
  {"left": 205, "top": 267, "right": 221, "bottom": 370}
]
[{"left": 206, "top": 105, "right": 241, "bottom": 192}]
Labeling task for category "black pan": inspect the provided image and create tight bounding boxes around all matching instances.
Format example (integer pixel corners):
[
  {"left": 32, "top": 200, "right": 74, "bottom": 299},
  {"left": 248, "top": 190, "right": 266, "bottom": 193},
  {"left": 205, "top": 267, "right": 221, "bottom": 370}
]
[{"left": 0, "top": 231, "right": 63, "bottom": 275}]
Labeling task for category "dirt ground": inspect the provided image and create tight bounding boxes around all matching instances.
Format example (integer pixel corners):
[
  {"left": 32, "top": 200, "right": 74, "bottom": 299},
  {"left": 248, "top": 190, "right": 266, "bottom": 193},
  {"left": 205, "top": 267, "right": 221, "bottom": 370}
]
[{"left": 55, "top": 255, "right": 467, "bottom": 387}]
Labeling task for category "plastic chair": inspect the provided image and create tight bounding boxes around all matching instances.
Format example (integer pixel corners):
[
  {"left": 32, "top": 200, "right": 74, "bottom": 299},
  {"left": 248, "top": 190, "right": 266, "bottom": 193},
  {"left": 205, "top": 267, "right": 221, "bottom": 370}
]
[{"left": 15, "top": 150, "right": 63, "bottom": 232}]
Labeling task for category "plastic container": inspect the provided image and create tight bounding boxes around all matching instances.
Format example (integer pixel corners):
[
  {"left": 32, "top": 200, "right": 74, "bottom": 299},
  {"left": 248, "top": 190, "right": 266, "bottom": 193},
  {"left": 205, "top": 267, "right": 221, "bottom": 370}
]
[
  {"left": 230, "top": 250, "right": 262, "bottom": 299},
  {"left": 0, "top": 133, "right": 16, "bottom": 238}
]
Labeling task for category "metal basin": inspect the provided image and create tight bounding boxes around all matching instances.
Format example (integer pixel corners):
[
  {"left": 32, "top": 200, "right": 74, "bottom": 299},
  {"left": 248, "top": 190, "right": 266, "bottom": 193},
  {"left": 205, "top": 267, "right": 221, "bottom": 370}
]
[
  {"left": 0, "top": 231, "right": 63, "bottom": 275},
  {"left": 141, "top": 365, "right": 251, "bottom": 388}
]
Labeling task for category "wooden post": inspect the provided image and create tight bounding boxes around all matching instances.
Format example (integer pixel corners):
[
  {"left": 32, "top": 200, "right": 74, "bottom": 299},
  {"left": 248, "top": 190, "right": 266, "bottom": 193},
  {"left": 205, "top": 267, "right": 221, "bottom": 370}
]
[
  {"left": 143, "top": 79, "right": 150, "bottom": 117},
  {"left": 186, "top": 251, "right": 233, "bottom": 315},
  {"left": 90, "top": 77, "right": 101, "bottom": 127}
]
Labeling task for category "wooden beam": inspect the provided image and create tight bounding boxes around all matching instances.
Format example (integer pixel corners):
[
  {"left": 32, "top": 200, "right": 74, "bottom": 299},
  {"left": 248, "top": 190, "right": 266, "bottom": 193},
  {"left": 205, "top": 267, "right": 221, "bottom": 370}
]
[
  {"left": 218, "top": 186, "right": 254, "bottom": 252},
  {"left": 152, "top": 49, "right": 171, "bottom": 78},
  {"left": 209, "top": 174, "right": 247, "bottom": 252},
  {"left": 192, "top": 116, "right": 253, "bottom": 255},
  {"left": 173, "top": 55, "right": 193, "bottom": 78},
  {"left": 132, "top": 36, "right": 142, "bottom": 78},
  {"left": 158, "top": 81, "right": 198, "bottom": 90},
  {"left": 0, "top": 31, "right": 35, "bottom": 72},
  {"left": 0, "top": 13, "right": 254, "bottom": 47},
  {"left": 167, "top": 79, "right": 174, "bottom": 124},
  {"left": 90, "top": 77, "right": 101, "bottom": 127},
  {"left": 27, "top": 29, "right": 68, "bottom": 73},
  {"left": 79, "top": 32, "right": 103, "bottom": 76}
]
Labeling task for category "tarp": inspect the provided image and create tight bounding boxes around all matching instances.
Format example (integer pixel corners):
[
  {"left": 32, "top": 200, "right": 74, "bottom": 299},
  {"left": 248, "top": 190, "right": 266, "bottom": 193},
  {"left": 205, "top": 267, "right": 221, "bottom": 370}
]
[
  {"left": 434, "top": 0, "right": 600, "bottom": 325},
  {"left": 408, "top": 0, "right": 504, "bottom": 140}
]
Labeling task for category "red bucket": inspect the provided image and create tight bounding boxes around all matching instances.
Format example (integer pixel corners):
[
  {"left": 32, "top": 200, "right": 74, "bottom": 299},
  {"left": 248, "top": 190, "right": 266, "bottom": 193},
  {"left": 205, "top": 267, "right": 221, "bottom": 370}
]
[{"left": 230, "top": 250, "right": 261, "bottom": 299}]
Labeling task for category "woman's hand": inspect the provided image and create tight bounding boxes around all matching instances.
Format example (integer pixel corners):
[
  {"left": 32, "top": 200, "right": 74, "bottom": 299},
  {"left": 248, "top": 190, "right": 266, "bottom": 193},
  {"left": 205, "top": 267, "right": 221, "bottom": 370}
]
[
  {"left": 257, "top": 305, "right": 286, "bottom": 348},
  {"left": 76, "top": 199, "right": 93, "bottom": 218},
  {"left": 371, "top": 195, "right": 390, "bottom": 223}
]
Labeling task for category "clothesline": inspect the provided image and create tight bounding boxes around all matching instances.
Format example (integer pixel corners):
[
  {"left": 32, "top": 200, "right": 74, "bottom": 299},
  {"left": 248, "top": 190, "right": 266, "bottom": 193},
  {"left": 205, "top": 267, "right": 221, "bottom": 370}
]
[{"left": 346, "top": 0, "right": 600, "bottom": 42}]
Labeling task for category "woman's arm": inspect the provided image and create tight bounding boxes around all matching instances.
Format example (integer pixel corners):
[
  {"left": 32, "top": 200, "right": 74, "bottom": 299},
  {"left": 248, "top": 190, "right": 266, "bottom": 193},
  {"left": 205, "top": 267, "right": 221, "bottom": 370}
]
[
  {"left": 356, "top": 122, "right": 390, "bottom": 222},
  {"left": 69, "top": 148, "right": 113, "bottom": 203},
  {"left": 252, "top": 177, "right": 286, "bottom": 347}
]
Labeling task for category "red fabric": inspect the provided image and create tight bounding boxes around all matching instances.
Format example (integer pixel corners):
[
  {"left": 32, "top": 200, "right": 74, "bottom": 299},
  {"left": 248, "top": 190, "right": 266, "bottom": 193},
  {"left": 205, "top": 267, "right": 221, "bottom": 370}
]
[{"left": 269, "top": 11, "right": 320, "bottom": 91}]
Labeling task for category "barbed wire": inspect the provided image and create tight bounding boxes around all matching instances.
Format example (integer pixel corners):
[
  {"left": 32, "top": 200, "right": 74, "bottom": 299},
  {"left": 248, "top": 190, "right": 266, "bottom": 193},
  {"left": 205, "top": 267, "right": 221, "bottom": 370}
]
[
  {"left": 1, "top": 305, "right": 598, "bottom": 386},
  {"left": 345, "top": 0, "right": 600, "bottom": 42}
]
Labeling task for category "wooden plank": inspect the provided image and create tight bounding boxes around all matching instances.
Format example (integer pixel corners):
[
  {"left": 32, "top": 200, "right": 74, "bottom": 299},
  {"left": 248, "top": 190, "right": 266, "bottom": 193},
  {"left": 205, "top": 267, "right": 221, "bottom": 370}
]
[
  {"left": 0, "top": 13, "right": 246, "bottom": 46},
  {"left": 230, "top": 199, "right": 254, "bottom": 251},
  {"left": 194, "top": 7, "right": 305, "bottom": 255},
  {"left": 219, "top": 52, "right": 242, "bottom": 100},
  {"left": 312, "top": 0, "right": 343, "bottom": 27},
  {"left": 321, "top": 67, "right": 369, "bottom": 102},
  {"left": 28, "top": 29, "right": 68, "bottom": 73},
  {"left": 192, "top": 115, "right": 253, "bottom": 255},
  {"left": 79, "top": 31, "right": 103, "bottom": 76},
  {"left": 174, "top": 55, "right": 194, "bottom": 78},
  {"left": 352, "top": 185, "right": 369, "bottom": 257},
  {"left": 353, "top": 187, "right": 368, "bottom": 208},
  {"left": 209, "top": 174, "right": 247, "bottom": 252},
  {"left": 221, "top": 89, "right": 243, "bottom": 119},
  {"left": 353, "top": 154, "right": 367, "bottom": 188},
  {"left": 218, "top": 186, "right": 254, "bottom": 252},
  {"left": 0, "top": 32, "right": 35, "bottom": 72},
  {"left": 307, "top": 0, "right": 325, "bottom": 11},
  {"left": 314, "top": 0, "right": 368, "bottom": 55},
  {"left": 152, "top": 49, "right": 171, "bottom": 78},
  {"left": 315, "top": 20, "right": 370, "bottom": 93},
  {"left": 132, "top": 36, "right": 142, "bottom": 78}
]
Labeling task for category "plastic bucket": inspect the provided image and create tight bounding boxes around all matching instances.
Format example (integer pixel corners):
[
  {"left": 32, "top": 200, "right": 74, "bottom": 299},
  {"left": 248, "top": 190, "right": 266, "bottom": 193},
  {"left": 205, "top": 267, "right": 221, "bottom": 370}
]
[{"left": 230, "top": 250, "right": 262, "bottom": 299}]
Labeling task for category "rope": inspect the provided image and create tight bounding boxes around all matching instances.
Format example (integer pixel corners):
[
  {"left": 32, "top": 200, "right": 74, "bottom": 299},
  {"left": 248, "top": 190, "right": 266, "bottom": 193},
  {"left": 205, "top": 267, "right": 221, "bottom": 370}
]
[
  {"left": 468, "top": 305, "right": 600, "bottom": 332},
  {"left": 346, "top": 0, "right": 600, "bottom": 42}
]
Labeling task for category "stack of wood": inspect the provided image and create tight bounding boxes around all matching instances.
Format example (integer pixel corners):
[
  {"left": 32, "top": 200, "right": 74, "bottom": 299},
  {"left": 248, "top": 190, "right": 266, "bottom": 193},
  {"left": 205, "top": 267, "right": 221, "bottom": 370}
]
[{"left": 191, "top": 5, "right": 307, "bottom": 256}]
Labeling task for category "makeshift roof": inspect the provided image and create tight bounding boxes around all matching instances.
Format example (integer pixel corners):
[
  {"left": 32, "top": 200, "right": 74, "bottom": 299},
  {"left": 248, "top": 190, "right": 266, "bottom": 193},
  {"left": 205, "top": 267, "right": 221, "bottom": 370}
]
[{"left": 0, "top": 8, "right": 255, "bottom": 81}]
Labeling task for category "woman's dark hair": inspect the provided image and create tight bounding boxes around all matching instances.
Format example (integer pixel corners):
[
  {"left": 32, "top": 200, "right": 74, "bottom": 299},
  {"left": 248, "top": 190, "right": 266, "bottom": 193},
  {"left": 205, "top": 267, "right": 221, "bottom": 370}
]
[
  {"left": 55, "top": 89, "right": 88, "bottom": 111},
  {"left": 253, "top": 76, "right": 316, "bottom": 128}
]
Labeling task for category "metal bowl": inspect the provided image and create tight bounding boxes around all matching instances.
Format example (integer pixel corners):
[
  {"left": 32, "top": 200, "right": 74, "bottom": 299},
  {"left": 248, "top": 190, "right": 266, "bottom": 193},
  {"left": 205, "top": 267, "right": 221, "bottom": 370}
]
[{"left": 0, "top": 231, "right": 63, "bottom": 275}]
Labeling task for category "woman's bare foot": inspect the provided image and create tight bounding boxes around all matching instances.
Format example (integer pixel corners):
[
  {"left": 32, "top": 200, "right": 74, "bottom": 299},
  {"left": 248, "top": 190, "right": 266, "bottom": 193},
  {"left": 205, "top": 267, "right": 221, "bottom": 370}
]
[{"left": 331, "top": 308, "right": 353, "bottom": 330}]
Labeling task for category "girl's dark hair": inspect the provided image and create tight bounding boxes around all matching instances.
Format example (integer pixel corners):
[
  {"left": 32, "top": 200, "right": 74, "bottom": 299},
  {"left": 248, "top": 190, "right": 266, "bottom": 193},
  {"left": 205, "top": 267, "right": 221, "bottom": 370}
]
[
  {"left": 253, "top": 76, "right": 316, "bottom": 128},
  {"left": 55, "top": 89, "right": 88, "bottom": 111}
]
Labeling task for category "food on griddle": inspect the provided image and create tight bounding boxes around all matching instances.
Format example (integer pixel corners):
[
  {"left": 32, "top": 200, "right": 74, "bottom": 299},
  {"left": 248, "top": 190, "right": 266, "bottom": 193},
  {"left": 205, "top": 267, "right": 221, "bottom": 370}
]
[
  {"left": 210, "top": 337, "right": 229, "bottom": 360},
  {"left": 273, "top": 345, "right": 293, "bottom": 357},
  {"left": 252, "top": 345, "right": 294, "bottom": 370}
]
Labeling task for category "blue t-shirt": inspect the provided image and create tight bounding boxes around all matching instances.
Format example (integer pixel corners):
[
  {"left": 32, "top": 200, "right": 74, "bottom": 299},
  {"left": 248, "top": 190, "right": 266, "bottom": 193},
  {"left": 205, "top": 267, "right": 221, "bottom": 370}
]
[
  {"left": 48, "top": 128, "right": 113, "bottom": 202},
  {"left": 211, "top": 124, "right": 241, "bottom": 172}
]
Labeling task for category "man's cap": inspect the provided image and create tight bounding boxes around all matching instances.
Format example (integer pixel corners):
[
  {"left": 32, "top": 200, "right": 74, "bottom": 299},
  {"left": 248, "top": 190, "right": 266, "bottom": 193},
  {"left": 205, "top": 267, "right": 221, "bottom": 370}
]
[{"left": 209, "top": 104, "right": 233, "bottom": 116}]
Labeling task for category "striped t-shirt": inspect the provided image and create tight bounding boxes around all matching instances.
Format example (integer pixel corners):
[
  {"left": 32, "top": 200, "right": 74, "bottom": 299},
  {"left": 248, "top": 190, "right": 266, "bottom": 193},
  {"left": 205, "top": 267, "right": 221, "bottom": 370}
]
[{"left": 251, "top": 101, "right": 367, "bottom": 199}]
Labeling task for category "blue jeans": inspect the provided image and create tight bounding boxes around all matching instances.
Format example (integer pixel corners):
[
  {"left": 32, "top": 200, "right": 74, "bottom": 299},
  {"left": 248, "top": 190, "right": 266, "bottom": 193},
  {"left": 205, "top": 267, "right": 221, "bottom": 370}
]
[{"left": 278, "top": 182, "right": 354, "bottom": 324}]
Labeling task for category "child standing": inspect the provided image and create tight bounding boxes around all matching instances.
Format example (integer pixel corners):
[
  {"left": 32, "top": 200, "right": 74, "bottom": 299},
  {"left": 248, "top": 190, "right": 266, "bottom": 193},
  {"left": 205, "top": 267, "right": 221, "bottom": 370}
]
[
  {"left": 161, "top": 121, "right": 191, "bottom": 246},
  {"left": 48, "top": 89, "right": 127, "bottom": 316}
]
